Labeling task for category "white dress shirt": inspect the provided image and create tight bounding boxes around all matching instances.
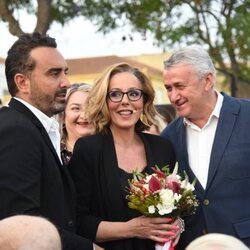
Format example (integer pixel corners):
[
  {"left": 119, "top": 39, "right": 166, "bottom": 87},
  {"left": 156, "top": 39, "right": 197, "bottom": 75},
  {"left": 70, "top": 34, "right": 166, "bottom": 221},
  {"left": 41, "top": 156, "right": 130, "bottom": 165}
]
[
  {"left": 14, "top": 97, "right": 62, "bottom": 163},
  {"left": 184, "top": 92, "right": 223, "bottom": 189}
]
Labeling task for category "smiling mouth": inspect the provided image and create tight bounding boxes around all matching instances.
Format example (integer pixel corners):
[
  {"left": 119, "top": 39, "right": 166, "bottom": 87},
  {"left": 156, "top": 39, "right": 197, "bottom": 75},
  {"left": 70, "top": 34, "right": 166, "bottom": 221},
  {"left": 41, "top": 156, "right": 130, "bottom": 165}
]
[
  {"left": 118, "top": 110, "right": 133, "bottom": 115},
  {"left": 76, "top": 122, "right": 89, "bottom": 126},
  {"left": 175, "top": 99, "right": 187, "bottom": 107}
]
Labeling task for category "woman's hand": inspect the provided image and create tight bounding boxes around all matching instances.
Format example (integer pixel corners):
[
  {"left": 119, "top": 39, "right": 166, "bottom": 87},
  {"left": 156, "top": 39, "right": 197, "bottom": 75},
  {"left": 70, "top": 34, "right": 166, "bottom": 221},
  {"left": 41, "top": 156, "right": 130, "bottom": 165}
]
[
  {"left": 171, "top": 217, "right": 185, "bottom": 247},
  {"left": 127, "top": 216, "right": 181, "bottom": 244}
]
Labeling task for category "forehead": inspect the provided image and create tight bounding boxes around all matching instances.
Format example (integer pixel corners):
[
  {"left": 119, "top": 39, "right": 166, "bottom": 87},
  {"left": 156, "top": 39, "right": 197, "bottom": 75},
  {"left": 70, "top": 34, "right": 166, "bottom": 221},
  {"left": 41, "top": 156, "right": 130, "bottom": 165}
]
[
  {"left": 68, "top": 90, "right": 89, "bottom": 103},
  {"left": 109, "top": 72, "right": 141, "bottom": 89},
  {"left": 163, "top": 64, "right": 196, "bottom": 84},
  {"left": 30, "top": 47, "right": 67, "bottom": 69}
]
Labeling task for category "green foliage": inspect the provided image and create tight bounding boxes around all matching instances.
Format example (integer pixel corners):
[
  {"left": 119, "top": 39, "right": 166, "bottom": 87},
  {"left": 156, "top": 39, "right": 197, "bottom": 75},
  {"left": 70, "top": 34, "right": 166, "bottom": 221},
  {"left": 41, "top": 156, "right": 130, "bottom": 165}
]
[
  {"left": 50, "top": 0, "right": 83, "bottom": 25},
  {"left": 5, "top": 0, "right": 34, "bottom": 13},
  {"left": 128, "top": 193, "right": 160, "bottom": 216},
  {"left": 1, "top": 0, "right": 249, "bottom": 95},
  {"left": 78, "top": 0, "right": 250, "bottom": 96},
  {"left": 176, "top": 189, "right": 199, "bottom": 218}
]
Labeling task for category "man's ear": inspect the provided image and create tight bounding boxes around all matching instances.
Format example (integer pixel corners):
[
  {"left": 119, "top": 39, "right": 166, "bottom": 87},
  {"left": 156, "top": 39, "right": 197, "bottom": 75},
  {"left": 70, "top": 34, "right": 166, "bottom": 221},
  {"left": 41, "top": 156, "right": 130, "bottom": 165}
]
[
  {"left": 204, "top": 72, "right": 214, "bottom": 91},
  {"left": 14, "top": 73, "right": 30, "bottom": 94}
]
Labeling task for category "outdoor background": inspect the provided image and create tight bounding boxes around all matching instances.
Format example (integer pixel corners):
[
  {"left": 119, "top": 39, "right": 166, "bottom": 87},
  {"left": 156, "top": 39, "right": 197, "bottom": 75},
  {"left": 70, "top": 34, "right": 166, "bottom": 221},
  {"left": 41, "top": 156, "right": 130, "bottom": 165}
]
[{"left": 0, "top": 0, "right": 249, "bottom": 104}]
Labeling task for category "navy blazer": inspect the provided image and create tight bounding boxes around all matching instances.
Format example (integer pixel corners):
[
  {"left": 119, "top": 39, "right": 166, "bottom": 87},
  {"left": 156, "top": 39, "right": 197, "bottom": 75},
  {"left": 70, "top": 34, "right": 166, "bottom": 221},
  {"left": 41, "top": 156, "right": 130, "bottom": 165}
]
[
  {"left": 0, "top": 98, "right": 92, "bottom": 250},
  {"left": 69, "top": 131, "right": 175, "bottom": 250},
  {"left": 161, "top": 94, "right": 250, "bottom": 249}
]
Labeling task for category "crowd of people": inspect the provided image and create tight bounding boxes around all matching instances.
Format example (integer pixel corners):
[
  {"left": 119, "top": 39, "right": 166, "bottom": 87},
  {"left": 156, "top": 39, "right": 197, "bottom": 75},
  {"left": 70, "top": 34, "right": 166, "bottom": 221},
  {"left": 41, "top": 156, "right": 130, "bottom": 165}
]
[{"left": 0, "top": 32, "right": 249, "bottom": 250}]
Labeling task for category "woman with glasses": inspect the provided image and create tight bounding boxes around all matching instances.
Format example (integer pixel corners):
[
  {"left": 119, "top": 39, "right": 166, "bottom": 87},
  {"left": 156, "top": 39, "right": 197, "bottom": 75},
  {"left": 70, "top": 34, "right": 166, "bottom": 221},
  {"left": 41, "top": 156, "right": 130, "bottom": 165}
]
[{"left": 68, "top": 63, "right": 181, "bottom": 250}]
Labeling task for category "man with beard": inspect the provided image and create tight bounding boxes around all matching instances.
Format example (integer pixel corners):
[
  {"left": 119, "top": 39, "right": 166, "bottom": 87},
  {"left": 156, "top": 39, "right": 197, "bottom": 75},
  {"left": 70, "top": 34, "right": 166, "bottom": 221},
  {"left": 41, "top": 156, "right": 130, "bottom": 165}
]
[{"left": 0, "top": 32, "right": 93, "bottom": 250}]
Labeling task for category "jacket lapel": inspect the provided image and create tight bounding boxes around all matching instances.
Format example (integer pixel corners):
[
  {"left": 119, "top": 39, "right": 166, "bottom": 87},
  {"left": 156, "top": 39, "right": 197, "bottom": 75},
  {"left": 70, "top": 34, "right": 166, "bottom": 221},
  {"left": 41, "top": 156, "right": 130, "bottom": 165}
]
[
  {"left": 101, "top": 132, "right": 127, "bottom": 219},
  {"left": 206, "top": 95, "right": 240, "bottom": 189},
  {"left": 177, "top": 120, "right": 205, "bottom": 195},
  {"left": 8, "top": 98, "right": 62, "bottom": 166}
]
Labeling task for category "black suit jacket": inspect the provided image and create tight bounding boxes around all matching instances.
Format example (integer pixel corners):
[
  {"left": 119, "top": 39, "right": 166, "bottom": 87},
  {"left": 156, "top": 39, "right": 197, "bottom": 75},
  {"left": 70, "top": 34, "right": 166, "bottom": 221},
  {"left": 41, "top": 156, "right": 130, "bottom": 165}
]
[
  {"left": 69, "top": 131, "right": 175, "bottom": 250},
  {"left": 0, "top": 98, "right": 92, "bottom": 250}
]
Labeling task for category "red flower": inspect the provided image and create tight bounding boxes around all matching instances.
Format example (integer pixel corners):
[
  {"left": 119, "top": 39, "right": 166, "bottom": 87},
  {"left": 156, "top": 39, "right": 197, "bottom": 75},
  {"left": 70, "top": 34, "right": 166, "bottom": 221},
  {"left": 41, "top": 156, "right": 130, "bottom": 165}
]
[
  {"left": 151, "top": 166, "right": 166, "bottom": 178},
  {"left": 148, "top": 175, "right": 162, "bottom": 192}
]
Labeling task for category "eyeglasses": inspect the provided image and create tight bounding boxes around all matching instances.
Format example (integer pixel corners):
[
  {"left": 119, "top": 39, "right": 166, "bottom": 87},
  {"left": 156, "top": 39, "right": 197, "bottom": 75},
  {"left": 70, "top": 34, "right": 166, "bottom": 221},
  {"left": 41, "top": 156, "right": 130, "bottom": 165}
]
[{"left": 107, "top": 89, "right": 144, "bottom": 103}]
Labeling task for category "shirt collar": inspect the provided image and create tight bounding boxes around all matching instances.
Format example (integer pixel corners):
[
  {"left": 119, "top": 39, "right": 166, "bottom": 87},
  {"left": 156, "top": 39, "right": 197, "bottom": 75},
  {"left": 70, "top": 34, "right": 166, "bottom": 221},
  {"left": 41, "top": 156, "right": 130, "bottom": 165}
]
[
  {"left": 212, "top": 91, "right": 223, "bottom": 118},
  {"left": 14, "top": 97, "right": 59, "bottom": 133}
]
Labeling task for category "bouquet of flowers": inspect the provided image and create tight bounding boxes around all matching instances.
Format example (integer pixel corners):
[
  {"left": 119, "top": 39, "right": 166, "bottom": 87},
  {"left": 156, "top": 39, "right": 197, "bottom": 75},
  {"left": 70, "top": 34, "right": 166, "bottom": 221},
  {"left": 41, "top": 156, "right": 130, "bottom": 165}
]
[{"left": 126, "top": 163, "right": 199, "bottom": 250}]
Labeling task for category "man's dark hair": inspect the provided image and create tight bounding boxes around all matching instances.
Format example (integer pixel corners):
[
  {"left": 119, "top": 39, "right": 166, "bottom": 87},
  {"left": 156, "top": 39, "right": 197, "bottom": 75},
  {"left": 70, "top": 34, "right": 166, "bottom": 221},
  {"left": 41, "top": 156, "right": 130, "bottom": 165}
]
[{"left": 5, "top": 32, "right": 57, "bottom": 96}]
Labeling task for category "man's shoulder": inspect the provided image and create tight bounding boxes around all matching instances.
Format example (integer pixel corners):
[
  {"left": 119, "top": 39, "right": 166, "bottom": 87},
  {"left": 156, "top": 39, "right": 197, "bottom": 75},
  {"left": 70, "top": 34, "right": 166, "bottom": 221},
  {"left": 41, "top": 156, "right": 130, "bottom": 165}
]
[
  {"left": 0, "top": 105, "right": 34, "bottom": 126},
  {"left": 222, "top": 93, "right": 250, "bottom": 105},
  {"left": 222, "top": 94, "right": 250, "bottom": 114},
  {"left": 0, "top": 105, "right": 24, "bottom": 123},
  {"left": 161, "top": 117, "right": 182, "bottom": 135}
]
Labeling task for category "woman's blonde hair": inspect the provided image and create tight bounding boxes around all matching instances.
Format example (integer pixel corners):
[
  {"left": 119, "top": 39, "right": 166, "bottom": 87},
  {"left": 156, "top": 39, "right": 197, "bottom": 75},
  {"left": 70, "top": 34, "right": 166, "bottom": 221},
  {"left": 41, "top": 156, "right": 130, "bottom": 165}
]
[{"left": 85, "top": 62, "right": 158, "bottom": 134}]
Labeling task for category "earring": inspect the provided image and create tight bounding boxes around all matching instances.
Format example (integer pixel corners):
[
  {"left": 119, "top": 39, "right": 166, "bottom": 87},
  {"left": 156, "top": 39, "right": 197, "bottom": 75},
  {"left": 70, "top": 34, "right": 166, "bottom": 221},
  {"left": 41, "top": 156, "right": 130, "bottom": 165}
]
[{"left": 140, "top": 112, "right": 150, "bottom": 127}]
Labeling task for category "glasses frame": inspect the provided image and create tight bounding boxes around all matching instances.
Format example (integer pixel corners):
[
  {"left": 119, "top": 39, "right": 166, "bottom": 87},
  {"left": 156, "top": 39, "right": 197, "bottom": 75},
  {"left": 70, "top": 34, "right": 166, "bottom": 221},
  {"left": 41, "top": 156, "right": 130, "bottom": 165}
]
[{"left": 107, "top": 89, "right": 144, "bottom": 103}]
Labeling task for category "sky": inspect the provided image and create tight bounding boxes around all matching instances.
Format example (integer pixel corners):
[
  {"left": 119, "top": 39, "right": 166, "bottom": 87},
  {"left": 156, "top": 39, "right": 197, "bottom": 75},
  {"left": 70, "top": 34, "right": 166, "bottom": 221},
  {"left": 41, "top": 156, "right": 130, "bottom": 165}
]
[{"left": 0, "top": 16, "right": 163, "bottom": 59}]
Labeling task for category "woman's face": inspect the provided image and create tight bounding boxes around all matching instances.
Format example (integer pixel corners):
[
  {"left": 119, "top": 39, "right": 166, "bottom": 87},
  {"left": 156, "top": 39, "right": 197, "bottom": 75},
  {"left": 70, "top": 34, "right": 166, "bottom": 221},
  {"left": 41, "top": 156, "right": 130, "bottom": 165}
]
[
  {"left": 64, "top": 90, "right": 92, "bottom": 140},
  {"left": 107, "top": 72, "right": 144, "bottom": 131}
]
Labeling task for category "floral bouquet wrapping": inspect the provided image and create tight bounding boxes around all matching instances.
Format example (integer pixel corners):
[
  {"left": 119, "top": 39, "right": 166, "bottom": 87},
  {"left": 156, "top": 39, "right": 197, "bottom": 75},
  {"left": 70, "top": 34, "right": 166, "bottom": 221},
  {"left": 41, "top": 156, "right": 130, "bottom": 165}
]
[{"left": 126, "top": 164, "right": 199, "bottom": 250}]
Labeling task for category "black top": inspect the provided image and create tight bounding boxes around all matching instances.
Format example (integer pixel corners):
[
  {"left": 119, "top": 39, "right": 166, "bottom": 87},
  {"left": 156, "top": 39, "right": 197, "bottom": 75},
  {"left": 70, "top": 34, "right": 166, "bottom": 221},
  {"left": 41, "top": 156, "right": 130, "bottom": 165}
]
[
  {"left": 118, "top": 168, "right": 154, "bottom": 250},
  {"left": 69, "top": 130, "right": 176, "bottom": 250},
  {"left": 61, "top": 141, "right": 72, "bottom": 165}
]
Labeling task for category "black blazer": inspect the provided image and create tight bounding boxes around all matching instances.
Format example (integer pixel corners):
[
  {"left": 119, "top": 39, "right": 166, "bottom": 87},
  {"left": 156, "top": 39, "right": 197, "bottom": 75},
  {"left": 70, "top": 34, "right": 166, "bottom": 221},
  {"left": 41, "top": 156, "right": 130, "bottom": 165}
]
[
  {"left": 69, "top": 131, "right": 175, "bottom": 250},
  {"left": 0, "top": 98, "right": 92, "bottom": 250}
]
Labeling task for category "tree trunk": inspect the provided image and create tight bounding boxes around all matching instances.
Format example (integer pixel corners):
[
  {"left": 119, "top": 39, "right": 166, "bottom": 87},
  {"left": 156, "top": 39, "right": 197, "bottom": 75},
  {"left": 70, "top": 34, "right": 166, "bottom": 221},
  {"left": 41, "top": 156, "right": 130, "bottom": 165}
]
[{"left": 216, "top": 68, "right": 237, "bottom": 97}]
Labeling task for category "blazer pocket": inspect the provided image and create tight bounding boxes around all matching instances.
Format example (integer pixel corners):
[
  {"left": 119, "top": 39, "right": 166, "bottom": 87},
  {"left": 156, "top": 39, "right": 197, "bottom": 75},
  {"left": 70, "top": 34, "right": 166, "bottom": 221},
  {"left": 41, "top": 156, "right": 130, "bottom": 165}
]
[{"left": 234, "top": 218, "right": 250, "bottom": 239}]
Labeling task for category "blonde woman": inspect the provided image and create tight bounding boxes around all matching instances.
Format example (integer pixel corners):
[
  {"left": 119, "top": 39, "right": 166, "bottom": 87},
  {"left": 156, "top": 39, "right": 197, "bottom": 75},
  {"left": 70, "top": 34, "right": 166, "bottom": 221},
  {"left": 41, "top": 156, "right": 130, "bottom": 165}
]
[{"left": 68, "top": 63, "right": 182, "bottom": 250}]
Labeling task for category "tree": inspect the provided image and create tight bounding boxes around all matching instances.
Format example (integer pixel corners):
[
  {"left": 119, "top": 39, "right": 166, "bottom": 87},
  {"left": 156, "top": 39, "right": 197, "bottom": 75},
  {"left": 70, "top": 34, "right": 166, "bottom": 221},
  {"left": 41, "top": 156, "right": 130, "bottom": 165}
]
[
  {"left": 0, "top": 0, "right": 81, "bottom": 36},
  {"left": 0, "top": 0, "right": 249, "bottom": 96},
  {"left": 78, "top": 0, "right": 250, "bottom": 97}
]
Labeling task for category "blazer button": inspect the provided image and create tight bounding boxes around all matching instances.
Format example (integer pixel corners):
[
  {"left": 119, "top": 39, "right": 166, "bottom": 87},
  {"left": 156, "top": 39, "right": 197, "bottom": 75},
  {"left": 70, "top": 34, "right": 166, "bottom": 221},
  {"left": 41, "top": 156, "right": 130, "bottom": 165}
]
[
  {"left": 203, "top": 199, "right": 209, "bottom": 205},
  {"left": 68, "top": 220, "right": 74, "bottom": 227}
]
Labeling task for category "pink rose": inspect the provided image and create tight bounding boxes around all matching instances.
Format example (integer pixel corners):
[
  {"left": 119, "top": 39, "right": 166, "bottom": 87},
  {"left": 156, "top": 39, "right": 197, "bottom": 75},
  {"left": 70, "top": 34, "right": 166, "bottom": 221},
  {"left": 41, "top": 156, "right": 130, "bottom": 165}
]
[{"left": 166, "top": 175, "right": 181, "bottom": 193}]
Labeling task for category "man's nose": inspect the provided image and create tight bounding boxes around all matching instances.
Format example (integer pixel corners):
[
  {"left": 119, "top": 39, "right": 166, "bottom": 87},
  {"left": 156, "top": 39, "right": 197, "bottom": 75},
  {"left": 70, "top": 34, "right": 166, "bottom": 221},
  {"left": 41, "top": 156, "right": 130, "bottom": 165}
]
[
  {"left": 61, "top": 75, "right": 71, "bottom": 88},
  {"left": 168, "top": 89, "right": 179, "bottom": 102}
]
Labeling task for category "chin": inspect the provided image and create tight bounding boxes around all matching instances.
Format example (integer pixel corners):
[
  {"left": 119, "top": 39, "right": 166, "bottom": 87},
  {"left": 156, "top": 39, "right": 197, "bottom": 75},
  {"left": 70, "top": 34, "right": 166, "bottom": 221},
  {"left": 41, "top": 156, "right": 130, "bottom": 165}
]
[
  {"left": 53, "top": 104, "right": 66, "bottom": 115},
  {"left": 79, "top": 130, "right": 92, "bottom": 137}
]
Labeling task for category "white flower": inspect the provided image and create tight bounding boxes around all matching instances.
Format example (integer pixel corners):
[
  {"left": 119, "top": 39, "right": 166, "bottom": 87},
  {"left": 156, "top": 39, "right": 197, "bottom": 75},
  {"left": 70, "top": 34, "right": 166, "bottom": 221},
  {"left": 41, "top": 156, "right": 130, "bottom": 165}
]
[
  {"left": 181, "top": 180, "right": 195, "bottom": 191},
  {"left": 148, "top": 205, "right": 156, "bottom": 214},
  {"left": 145, "top": 174, "right": 156, "bottom": 183},
  {"left": 156, "top": 189, "right": 176, "bottom": 215},
  {"left": 143, "top": 183, "right": 149, "bottom": 191},
  {"left": 174, "top": 193, "right": 182, "bottom": 202}
]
